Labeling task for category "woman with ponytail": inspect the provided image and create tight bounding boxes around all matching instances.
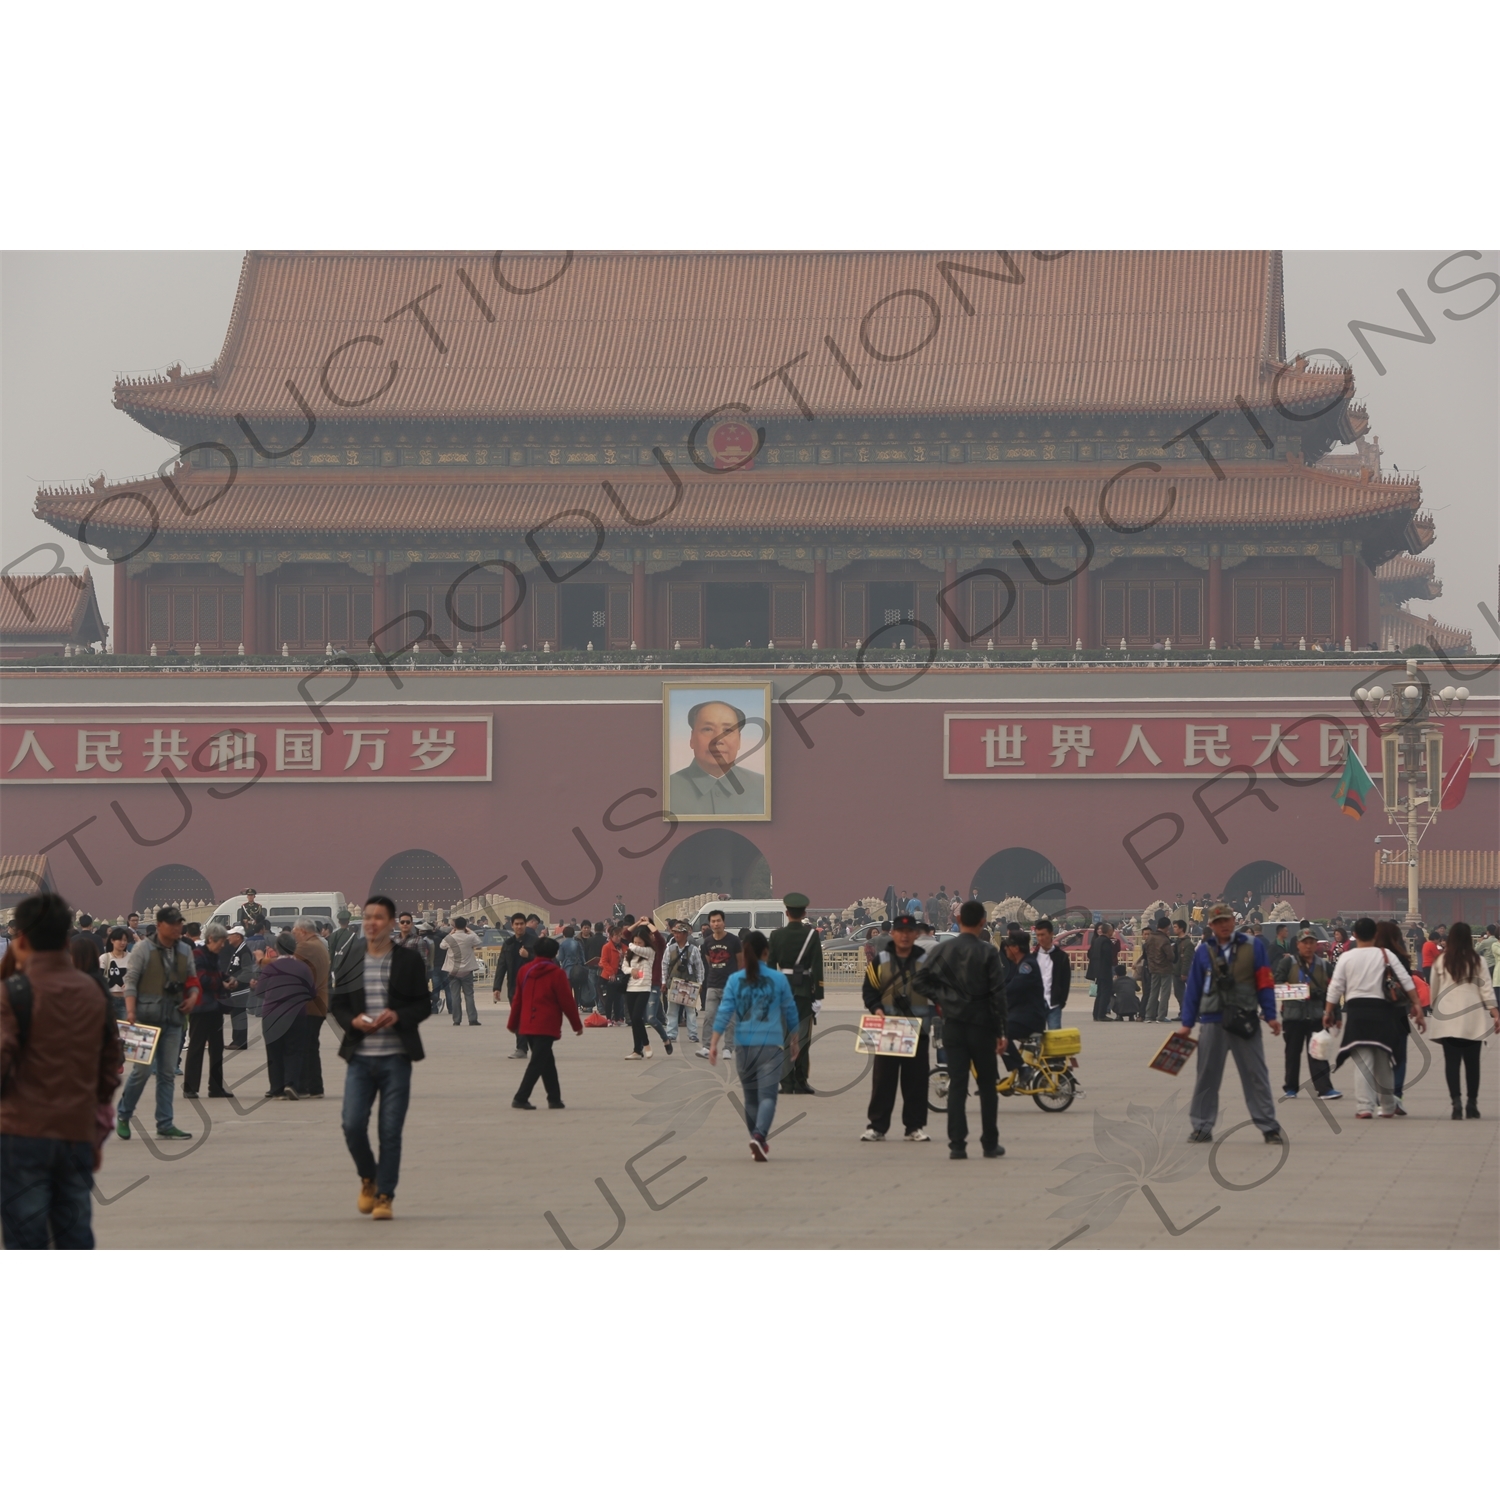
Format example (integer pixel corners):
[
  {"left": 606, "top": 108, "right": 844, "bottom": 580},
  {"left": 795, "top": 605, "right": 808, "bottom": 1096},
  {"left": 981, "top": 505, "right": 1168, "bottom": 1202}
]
[{"left": 708, "top": 930, "right": 801, "bottom": 1161}]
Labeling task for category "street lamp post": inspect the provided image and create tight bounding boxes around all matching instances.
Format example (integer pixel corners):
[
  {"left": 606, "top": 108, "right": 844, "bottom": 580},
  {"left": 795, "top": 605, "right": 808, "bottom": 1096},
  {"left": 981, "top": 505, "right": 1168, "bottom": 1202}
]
[{"left": 1355, "top": 660, "right": 1468, "bottom": 925}]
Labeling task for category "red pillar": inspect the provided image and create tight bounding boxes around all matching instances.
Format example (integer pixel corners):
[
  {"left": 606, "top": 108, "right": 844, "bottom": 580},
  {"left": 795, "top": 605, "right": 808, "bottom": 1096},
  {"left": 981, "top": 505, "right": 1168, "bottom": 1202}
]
[
  {"left": 372, "top": 557, "right": 388, "bottom": 640},
  {"left": 1340, "top": 550, "right": 1357, "bottom": 646},
  {"left": 813, "top": 552, "right": 828, "bottom": 647},
  {"left": 1074, "top": 560, "right": 1091, "bottom": 647},
  {"left": 942, "top": 551, "right": 958, "bottom": 645},
  {"left": 132, "top": 573, "right": 147, "bottom": 654},
  {"left": 1208, "top": 553, "right": 1223, "bottom": 644},
  {"left": 112, "top": 561, "right": 127, "bottom": 654},
  {"left": 632, "top": 555, "right": 647, "bottom": 647},
  {"left": 242, "top": 556, "right": 257, "bottom": 653},
  {"left": 501, "top": 556, "right": 518, "bottom": 650}
]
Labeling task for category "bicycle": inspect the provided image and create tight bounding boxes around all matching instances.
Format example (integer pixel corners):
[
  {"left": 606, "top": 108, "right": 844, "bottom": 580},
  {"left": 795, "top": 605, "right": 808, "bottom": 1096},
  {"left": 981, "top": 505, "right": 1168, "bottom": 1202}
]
[{"left": 928, "top": 1029, "right": 1081, "bottom": 1113}]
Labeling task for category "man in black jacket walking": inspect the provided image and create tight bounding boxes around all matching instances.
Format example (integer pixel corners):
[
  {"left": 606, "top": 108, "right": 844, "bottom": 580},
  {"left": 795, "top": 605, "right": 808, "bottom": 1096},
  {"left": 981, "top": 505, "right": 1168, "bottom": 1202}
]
[
  {"left": 1087, "top": 923, "right": 1119, "bottom": 1022},
  {"left": 916, "top": 901, "right": 1008, "bottom": 1160},
  {"left": 329, "top": 895, "right": 431, "bottom": 1221},
  {"left": 494, "top": 912, "right": 534, "bottom": 1060}
]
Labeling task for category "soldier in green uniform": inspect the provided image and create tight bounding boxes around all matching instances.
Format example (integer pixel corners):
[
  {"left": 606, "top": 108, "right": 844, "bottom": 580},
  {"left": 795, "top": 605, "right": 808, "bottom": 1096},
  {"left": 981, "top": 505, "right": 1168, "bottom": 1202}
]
[
  {"left": 768, "top": 893, "right": 823, "bottom": 1094},
  {"left": 235, "top": 888, "right": 267, "bottom": 930}
]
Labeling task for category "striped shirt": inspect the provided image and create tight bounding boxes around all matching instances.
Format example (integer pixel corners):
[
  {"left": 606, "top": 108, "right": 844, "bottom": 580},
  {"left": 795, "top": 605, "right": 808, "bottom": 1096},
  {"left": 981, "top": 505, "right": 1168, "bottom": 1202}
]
[{"left": 359, "top": 949, "right": 402, "bottom": 1056}]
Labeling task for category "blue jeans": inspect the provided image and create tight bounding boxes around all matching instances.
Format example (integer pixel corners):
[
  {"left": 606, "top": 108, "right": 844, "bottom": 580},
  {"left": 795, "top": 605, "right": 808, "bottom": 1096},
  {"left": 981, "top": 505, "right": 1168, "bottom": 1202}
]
[
  {"left": 1, "top": 1135, "right": 95, "bottom": 1248},
  {"left": 663, "top": 1001, "right": 699, "bottom": 1043},
  {"left": 1046, "top": 1006, "right": 1065, "bottom": 1031},
  {"left": 117, "top": 1020, "right": 184, "bottom": 1129},
  {"left": 341, "top": 1052, "right": 413, "bottom": 1198},
  {"left": 735, "top": 1044, "right": 783, "bottom": 1139}
]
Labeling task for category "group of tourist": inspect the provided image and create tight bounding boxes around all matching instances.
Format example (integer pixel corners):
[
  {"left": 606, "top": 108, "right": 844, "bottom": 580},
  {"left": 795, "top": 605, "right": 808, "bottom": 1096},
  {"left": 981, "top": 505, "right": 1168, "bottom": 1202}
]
[{"left": 2, "top": 876, "right": 1498, "bottom": 1246}]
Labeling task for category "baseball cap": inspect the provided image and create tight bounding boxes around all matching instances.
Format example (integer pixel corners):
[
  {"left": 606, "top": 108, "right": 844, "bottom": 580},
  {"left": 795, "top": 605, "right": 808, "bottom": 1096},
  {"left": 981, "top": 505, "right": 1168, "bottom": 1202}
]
[
  {"left": 227, "top": 924, "right": 246, "bottom": 936},
  {"left": 891, "top": 913, "right": 918, "bottom": 931},
  {"left": 1207, "top": 902, "right": 1236, "bottom": 921}
]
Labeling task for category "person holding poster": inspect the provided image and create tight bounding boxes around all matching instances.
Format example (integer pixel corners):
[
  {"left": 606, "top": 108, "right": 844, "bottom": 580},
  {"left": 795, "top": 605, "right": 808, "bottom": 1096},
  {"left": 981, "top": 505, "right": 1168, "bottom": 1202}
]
[{"left": 859, "top": 913, "right": 932, "bottom": 1143}]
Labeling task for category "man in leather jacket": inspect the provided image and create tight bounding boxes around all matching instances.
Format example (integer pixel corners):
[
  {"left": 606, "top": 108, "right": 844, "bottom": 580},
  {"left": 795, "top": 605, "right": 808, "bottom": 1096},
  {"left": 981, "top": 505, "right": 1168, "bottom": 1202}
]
[{"left": 915, "top": 900, "right": 1008, "bottom": 1160}]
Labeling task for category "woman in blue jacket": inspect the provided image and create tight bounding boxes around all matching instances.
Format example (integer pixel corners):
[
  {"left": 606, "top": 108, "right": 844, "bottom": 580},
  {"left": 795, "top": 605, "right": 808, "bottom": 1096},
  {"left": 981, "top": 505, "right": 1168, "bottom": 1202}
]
[{"left": 709, "top": 931, "right": 800, "bottom": 1161}]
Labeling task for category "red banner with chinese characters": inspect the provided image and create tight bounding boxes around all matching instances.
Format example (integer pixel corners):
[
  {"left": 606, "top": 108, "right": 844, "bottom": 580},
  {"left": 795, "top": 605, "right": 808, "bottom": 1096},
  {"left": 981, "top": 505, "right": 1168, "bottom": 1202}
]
[
  {"left": 1, "top": 717, "right": 493, "bottom": 783},
  {"left": 944, "top": 712, "right": 1500, "bottom": 779}
]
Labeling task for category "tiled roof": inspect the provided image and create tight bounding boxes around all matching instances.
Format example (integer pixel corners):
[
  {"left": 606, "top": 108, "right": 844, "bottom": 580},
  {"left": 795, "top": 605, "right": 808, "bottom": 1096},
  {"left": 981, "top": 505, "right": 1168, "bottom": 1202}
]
[
  {"left": 0, "top": 855, "right": 55, "bottom": 900},
  {"left": 1379, "top": 605, "right": 1472, "bottom": 652},
  {"left": 1375, "top": 554, "right": 1436, "bottom": 581},
  {"left": 1375, "top": 849, "right": 1499, "bottom": 890},
  {"left": 35, "top": 465, "right": 1423, "bottom": 539},
  {"left": 1377, "top": 553, "right": 1441, "bottom": 604},
  {"left": 111, "top": 250, "right": 1353, "bottom": 425},
  {"left": 0, "top": 570, "right": 103, "bottom": 638}
]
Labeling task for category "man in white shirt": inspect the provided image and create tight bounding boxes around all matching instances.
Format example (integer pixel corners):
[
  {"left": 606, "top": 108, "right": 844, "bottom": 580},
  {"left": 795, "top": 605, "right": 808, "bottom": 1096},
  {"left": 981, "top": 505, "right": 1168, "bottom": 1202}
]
[
  {"left": 1323, "top": 916, "right": 1422, "bottom": 1118},
  {"left": 440, "top": 916, "right": 483, "bottom": 1027},
  {"left": 1031, "top": 919, "right": 1072, "bottom": 1029}
]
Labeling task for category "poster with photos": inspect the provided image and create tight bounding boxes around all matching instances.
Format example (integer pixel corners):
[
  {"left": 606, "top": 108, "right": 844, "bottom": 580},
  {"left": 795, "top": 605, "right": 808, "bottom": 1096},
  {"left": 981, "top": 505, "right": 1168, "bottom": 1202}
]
[{"left": 855, "top": 1014, "right": 923, "bottom": 1056}]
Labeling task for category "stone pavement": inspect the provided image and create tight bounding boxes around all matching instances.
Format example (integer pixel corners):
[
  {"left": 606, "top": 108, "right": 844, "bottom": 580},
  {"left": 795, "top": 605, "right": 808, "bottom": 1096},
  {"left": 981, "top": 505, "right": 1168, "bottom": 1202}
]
[{"left": 92, "top": 992, "right": 1498, "bottom": 1249}]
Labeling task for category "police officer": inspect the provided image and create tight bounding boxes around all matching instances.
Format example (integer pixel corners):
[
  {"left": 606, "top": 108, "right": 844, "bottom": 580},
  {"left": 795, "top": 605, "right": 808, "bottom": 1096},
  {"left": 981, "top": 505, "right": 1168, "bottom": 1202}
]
[
  {"left": 860, "top": 912, "right": 932, "bottom": 1141},
  {"left": 768, "top": 893, "right": 823, "bottom": 1094},
  {"left": 235, "top": 888, "right": 267, "bottom": 930}
]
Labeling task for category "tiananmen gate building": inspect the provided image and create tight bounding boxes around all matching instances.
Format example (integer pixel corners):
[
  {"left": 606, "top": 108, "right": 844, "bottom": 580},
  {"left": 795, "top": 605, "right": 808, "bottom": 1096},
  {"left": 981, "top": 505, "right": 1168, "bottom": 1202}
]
[{"left": 5, "top": 250, "right": 1495, "bottom": 925}]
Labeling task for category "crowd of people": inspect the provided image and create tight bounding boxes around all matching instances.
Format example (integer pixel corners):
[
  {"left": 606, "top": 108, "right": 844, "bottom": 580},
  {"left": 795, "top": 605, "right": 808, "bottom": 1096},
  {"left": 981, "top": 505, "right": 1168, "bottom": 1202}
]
[{"left": 1, "top": 881, "right": 1497, "bottom": 1247}]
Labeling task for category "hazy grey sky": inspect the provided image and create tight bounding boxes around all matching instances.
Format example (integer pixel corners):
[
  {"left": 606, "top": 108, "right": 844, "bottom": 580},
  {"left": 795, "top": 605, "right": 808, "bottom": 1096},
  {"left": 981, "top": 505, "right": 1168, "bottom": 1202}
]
[{"left": 3, "top": 250, "right": 1495, "bottom": 638}]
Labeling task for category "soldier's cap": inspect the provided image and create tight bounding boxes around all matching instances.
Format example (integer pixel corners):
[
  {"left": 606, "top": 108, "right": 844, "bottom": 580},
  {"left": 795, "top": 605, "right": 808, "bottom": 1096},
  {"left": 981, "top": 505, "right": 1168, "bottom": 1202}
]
[
  {"left": 890, "top": 913, "right": 918, "bottom": 932},
  {"left": 1207, "top": 902, "right": 1236, "bottom": 922},
  {"left": 782, "top": 892, "right": 810, "bottom": 910}
]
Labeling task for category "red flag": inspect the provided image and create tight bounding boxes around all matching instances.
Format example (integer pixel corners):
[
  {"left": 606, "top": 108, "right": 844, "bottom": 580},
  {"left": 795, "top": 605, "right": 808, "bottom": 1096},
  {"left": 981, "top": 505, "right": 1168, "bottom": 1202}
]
[{"left": 1441, "top": 739, "right": 1476, "bottom": 810}]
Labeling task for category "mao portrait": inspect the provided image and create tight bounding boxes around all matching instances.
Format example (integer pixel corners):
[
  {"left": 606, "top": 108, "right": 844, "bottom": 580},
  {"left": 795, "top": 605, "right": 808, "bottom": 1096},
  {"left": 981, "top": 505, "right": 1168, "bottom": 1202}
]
[{"left": 662, "top": 683, "right": 771, "bottom": 821}]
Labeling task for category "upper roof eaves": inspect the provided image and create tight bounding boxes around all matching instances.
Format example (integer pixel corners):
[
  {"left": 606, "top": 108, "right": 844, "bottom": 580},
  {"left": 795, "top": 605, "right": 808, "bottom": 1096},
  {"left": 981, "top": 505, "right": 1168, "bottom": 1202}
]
[{"left": 110, "top": 250, "right": 1354, "bottom": 431}]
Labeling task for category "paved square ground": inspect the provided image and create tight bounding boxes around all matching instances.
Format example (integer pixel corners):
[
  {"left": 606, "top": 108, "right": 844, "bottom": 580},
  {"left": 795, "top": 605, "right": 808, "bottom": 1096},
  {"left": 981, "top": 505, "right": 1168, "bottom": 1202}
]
[{"left": 92, "top": 991, "right": 1498, "bottom": 1249}]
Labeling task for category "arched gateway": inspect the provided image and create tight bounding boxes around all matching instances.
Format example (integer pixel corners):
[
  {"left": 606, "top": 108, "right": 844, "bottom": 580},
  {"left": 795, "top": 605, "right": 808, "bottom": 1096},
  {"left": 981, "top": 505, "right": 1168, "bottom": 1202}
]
[
  {"left": 658, "top": 829, "right": 771, "bottom": 906},
  {"left": 971, "top": 847, "right": 1067, "bottom": 914}
]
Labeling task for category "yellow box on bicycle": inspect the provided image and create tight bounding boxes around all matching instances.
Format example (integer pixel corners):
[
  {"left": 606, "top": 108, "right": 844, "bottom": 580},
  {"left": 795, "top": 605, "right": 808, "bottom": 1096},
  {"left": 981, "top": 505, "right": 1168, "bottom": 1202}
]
[{"left": 1040, "top": 1027, "right": 1081, "bottom": 1058}]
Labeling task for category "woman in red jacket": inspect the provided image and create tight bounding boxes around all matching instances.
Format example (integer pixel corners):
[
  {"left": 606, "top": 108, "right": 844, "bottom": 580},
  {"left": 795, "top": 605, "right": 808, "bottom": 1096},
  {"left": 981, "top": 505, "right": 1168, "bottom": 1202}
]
[{"left": 508, "top": 936, "right": 583, "bottom": 1110}]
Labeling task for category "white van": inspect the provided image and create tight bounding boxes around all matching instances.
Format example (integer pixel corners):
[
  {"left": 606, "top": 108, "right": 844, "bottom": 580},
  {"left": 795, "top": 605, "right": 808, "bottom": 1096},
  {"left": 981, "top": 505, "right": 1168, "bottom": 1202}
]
[
  {"left": 687, "top": 902, "right": 786, "bottom": 934},
  {"left": 210, "top": 891, "right": 348, "bottom": 927}
]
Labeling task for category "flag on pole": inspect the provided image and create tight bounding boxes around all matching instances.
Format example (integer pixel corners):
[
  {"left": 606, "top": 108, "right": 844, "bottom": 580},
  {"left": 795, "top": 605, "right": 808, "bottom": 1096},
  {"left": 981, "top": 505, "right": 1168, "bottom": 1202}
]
[
  {"left": 1332, "top": 748, "right": 1376, "bottom": 819},
  {"left": 1440, "top": 739, "right": 1477, "bottom": 810}
]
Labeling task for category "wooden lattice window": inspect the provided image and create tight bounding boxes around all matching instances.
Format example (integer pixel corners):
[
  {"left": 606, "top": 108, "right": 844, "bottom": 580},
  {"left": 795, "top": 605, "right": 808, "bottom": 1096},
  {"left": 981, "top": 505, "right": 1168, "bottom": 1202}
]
[
  {"left": 670, "top": 586, "right": 703, "bottom": 644},
  {"left": 772, "top": 585, "right": 805, "bottom": 644},
  {"left": 1103, "top": 580, "right": 1203, "bottom": 644},
  {"left": 533, "top": 585, "right": 558, "bottom": 647},
  {"left": 607, "top": 586, "right": 632, "bottom": 646},
  {"left": 841, "top": 583, "right": 865, "bottom": 645},
  {"left": 1232, "top": 579, "right": 1332, "bottom": 644}
]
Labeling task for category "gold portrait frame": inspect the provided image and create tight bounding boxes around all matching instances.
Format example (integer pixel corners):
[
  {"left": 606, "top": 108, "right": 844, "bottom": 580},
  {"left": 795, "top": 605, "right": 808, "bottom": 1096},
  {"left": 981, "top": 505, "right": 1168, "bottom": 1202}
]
[{"left": 661, "top": 681, "right": 773, "bottom": 822}]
